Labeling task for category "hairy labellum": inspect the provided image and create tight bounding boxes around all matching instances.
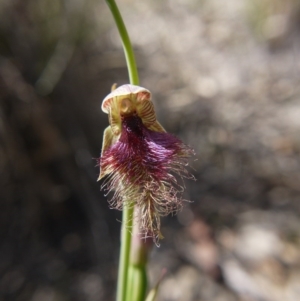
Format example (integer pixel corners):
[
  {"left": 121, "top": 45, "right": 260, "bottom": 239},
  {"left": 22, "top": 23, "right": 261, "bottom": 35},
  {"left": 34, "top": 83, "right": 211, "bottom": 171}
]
[{"left": 98, "top": 84, "right": 194, "bottom": 243}]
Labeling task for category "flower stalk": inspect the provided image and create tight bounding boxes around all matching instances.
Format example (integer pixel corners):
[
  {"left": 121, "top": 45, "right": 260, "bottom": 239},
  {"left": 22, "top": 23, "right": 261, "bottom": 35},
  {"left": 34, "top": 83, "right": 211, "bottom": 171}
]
[
  {"left": 105, "top": 0, "right": 139, "bottom": 86},
  {"left": 103, "top": 2, "right": 194, "bottom": 301},
  {"left": 125, "top": 211, "right": 151, "bottom": 301},
  {"left": 105, "top": 1, "right": 142, "bottom": 301}
]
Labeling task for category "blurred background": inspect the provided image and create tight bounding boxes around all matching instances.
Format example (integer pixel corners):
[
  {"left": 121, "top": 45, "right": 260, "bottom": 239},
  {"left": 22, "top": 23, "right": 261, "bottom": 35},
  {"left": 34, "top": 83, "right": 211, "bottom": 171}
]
[{"left": 1, "top": 0, "right": 300, "bottom": 300}]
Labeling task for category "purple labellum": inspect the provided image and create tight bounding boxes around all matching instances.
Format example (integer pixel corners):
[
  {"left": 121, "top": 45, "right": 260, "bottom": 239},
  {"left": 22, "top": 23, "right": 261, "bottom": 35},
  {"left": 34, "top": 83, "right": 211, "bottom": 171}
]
[{"left": 98, "top": 85, "right": 194, "bottom": 243}]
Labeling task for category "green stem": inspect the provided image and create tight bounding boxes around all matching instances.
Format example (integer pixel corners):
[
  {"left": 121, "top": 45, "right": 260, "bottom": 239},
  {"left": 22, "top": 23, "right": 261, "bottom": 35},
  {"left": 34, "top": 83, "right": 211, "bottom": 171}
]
[
  {"left": 126, "top": 214, "right": 151, "bottom": 301},
  {"left": 117, "top": 205, "right": 134, "bottom": 301},
  {"left": 106, "top": 0, "right": 139, "bottom": 86},
  {"left": 105, "top": 1, "right": 140, "bottom": 301}
]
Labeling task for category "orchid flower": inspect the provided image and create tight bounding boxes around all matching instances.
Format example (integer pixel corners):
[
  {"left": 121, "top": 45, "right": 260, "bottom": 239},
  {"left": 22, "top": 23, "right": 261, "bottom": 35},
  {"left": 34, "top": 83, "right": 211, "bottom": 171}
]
[{"left": 98, "top": 84, "right": 194, "bottom": 244}]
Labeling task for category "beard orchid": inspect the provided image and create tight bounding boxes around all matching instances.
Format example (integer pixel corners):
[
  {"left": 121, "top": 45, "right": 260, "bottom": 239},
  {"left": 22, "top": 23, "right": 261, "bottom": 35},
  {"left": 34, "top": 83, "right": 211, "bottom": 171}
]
[{"left": 98, "top": 84, "right": 194, "bottom": 244}]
